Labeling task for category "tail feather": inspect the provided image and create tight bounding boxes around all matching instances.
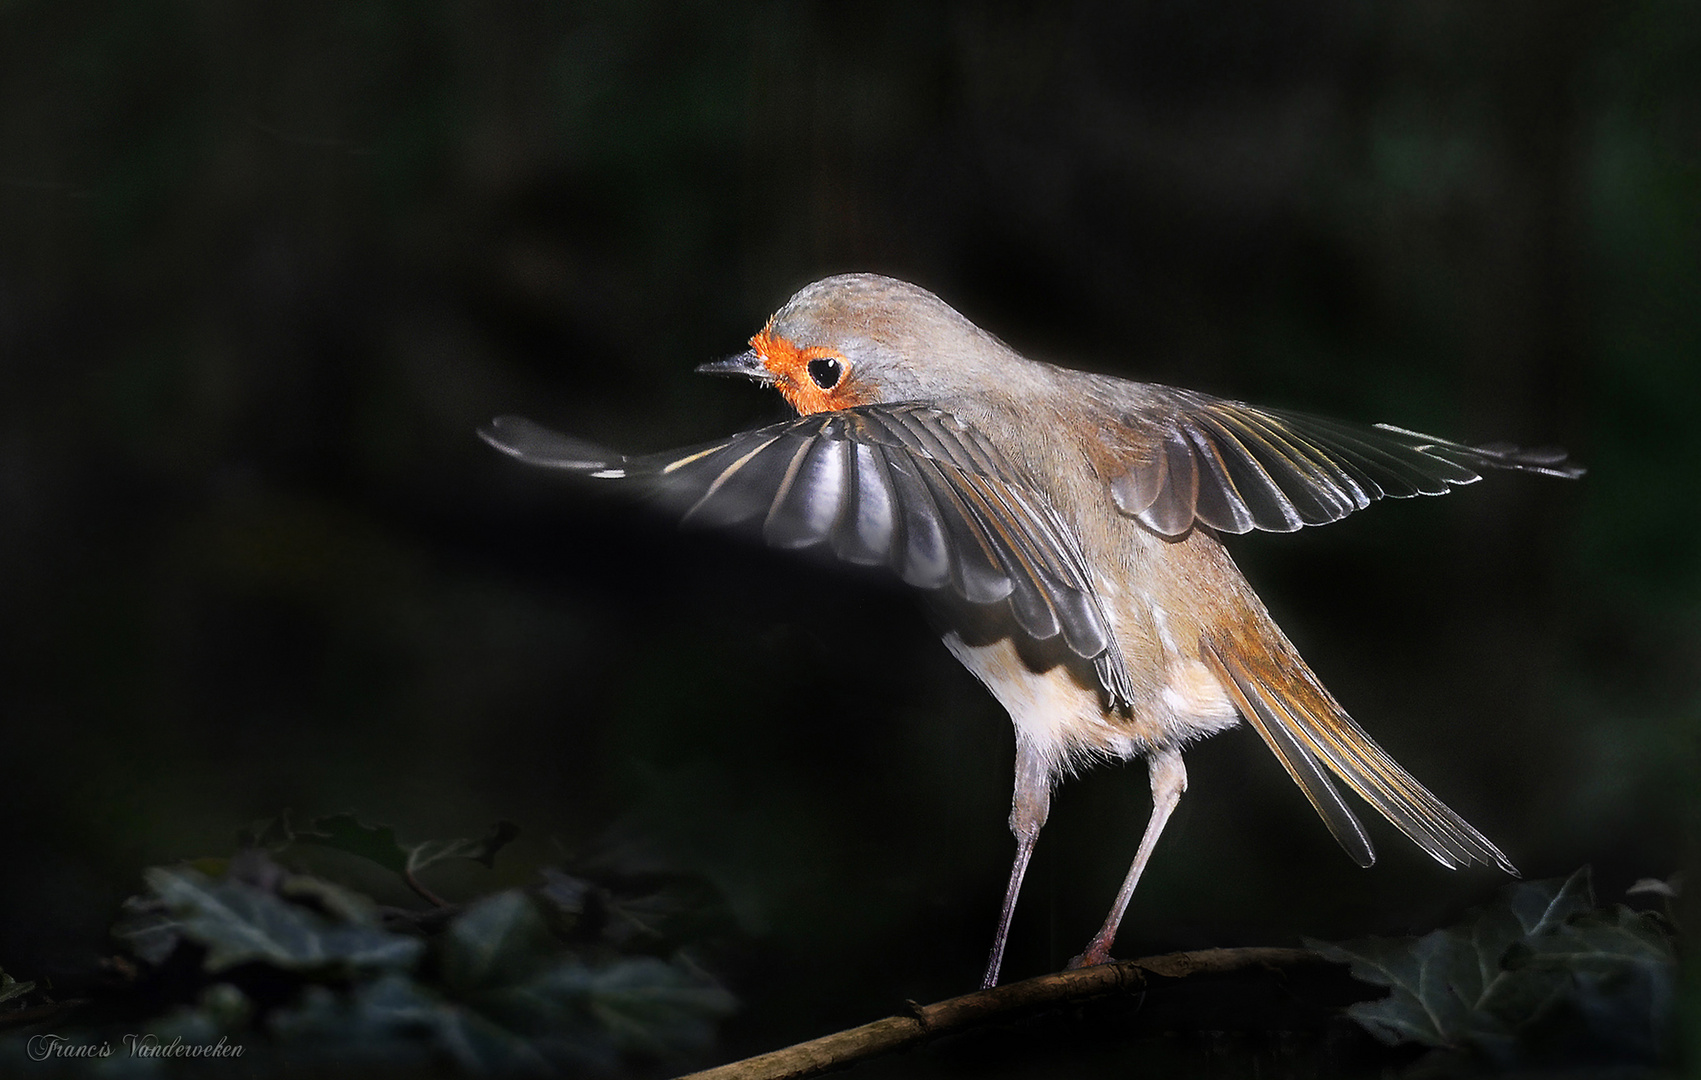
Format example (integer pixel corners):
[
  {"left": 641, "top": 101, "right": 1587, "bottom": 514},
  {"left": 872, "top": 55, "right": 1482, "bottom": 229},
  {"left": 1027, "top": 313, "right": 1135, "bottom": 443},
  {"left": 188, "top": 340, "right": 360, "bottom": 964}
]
[
  {"left": 1204, "top": 648, "right": 1376, "bottom": 868},
  {"left": 1202, "top": 633, "right": 1516, "bottom": 875}
]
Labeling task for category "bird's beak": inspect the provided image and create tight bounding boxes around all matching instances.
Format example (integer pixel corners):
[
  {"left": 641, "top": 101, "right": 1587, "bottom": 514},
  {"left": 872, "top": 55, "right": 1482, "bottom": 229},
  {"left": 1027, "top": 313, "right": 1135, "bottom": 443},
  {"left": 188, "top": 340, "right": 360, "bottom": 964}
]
[{"left": 695, "top": 348, "right": 773, "bottom": 384}]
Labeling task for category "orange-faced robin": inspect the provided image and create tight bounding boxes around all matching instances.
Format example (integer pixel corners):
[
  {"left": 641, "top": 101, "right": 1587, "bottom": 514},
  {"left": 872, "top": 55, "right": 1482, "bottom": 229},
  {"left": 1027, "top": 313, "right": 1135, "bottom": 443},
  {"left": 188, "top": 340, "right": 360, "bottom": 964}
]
[{"left": 482, "top": 273, "right": 1582, "bottom": 988}]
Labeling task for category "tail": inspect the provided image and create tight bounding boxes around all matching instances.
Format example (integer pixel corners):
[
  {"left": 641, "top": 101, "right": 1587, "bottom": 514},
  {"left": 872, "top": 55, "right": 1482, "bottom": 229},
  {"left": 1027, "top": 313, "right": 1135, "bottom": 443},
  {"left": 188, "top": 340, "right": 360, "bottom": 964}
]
[{"left": 1200, "top": 626, "right": 1516, "bottom": 875}]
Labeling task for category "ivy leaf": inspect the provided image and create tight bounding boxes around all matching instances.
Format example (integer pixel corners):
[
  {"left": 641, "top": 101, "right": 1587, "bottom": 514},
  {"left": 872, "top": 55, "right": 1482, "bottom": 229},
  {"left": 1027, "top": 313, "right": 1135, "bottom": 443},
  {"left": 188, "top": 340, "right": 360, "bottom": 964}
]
[
  {"left": 1503, "top": 867, "right": 1596, "bottom": 935},
  {"left": 291, "top": 814, "right": 409, "bottom": 875},
  {"left": 503, "top": 956, "right": 738, "bottom": 1059},
  {"left": 407, "top": 820, "right": 521, "bottom": 875},
  {"left": 98, "top": 824, "right": 737, "bottom": 1075},
  {"left": 271, "top": 925, "right": 734, "bottom": 1075},
  {"left": 271, "top": 976, "right": 556, "bottom": 1077},
  {"left": 236, "top": 812, "right": 298, "bottom": 852},
  {"left": 1312, "top": 867, "right": 1678, "bottom": 1068},
  {"left": 143, "top": 867, "right": 424, "bottom": 973},
  {"left": 441, "top": 891, "right": 558, "bottom": 994},
  {"left": 1309, "top": 927, "right": 1511, "bottom": 1052},
  {"left": 1510, "top": 904, "right": 1677, "bottom": 1063},
  {"left": 1458, "top": 868, "right": 1595, "bottom": 1034},
  {"left": 112, "top": 894, "right": 183, "bottom": 966},
  {"left": 438, "top": 891, "right": 738, "bottom": 1065},
  {"left": 1509, "top": 905, "right": 1675, "bottom": 973},
  {"left": 0, "top": 969, "right": 36, "bottom": 1007},
  {"left": 1568, "top": 961, "right": 1675, "bottom": 1064},
  {"left": 1626, "top": 874, "right": 1681, "bottom": 900},
  {"left": 291, "top": 813, "right": 519, "bottom": 880},
  {"left": 278, "top": 871, "right": 385, "bottom": 927}
]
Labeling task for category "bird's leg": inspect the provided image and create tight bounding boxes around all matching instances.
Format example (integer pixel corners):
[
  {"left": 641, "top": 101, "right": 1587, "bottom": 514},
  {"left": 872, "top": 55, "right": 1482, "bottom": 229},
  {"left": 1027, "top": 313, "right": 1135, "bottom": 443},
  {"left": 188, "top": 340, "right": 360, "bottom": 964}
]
[
  {"left": 982, "top": 738, "right": 1053, "bottom": 989},
  {"left": 1071, "top": 748, "right": 1188, "bottom": 969}
]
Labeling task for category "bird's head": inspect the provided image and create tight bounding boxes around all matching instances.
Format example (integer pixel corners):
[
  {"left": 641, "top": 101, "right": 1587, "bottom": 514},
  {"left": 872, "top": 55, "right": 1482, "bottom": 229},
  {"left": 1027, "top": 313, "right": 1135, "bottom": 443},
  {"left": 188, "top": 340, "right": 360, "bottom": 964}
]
[{"left": 696, "top": 274, "right": 1010, "bottom": 415}]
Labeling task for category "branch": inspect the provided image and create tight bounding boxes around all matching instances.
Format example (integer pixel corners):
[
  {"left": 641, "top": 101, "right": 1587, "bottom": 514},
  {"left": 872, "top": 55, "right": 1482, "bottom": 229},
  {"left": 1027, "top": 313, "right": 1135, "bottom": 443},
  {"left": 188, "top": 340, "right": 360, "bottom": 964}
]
[{"left": 677, "top": 947, "right": 1335, "bottom": 1080}]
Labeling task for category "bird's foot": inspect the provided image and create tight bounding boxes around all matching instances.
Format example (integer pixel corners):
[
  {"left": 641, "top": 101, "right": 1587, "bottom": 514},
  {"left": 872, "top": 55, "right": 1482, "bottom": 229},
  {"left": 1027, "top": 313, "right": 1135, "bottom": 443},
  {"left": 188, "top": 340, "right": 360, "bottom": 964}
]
[{"left": 1066, "top": 938, "right": 1115, "bottom": 970}]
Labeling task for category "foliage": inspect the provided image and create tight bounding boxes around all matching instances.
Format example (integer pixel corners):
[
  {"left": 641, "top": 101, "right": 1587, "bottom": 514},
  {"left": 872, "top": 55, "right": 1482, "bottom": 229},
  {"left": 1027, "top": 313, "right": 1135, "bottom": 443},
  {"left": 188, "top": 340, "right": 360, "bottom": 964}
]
[
  {"left": 1310, "top": 867, "right": 1678, "bottom": 1074},
  {"left": 2, "top": 840, "right": 1683, "bottom": 1077},
  {"left": 0, "top": 815, "right": 737, "bottom": 1077}
]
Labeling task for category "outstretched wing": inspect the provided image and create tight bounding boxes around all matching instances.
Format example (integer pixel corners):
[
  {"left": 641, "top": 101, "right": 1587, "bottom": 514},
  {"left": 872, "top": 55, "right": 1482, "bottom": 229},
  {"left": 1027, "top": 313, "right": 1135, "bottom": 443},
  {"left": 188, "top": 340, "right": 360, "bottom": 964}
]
[
  {"left": 482, "top": 405, "right": 1135, "bottom": 707},
  {"left": 1096, "top": 384, "right": 1584, "bottom": 537}
]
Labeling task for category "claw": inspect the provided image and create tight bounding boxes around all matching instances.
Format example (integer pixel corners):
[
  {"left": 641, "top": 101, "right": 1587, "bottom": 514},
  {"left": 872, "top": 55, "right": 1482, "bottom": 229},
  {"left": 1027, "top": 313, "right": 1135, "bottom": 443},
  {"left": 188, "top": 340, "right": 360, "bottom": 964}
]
[{"left": 1067, "top": 941, "right": 1115, "bottom": 970}]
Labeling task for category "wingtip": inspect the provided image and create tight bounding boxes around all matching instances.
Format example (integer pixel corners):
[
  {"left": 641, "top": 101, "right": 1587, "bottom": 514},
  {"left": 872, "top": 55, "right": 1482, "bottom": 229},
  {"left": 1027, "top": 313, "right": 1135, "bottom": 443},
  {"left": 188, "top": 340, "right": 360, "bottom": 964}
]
[
  {"left": 1493, "top": 443, "right": 1586, "bottom": 481},
  {"left": 1494, "top": 442, "right": 1585, "bottom": 480},
  {"left": 476, "top": 415, "right": 621, "bottom": 471},
  {"left": 476, "top": 415, "right": 519, "bottom": 454}
]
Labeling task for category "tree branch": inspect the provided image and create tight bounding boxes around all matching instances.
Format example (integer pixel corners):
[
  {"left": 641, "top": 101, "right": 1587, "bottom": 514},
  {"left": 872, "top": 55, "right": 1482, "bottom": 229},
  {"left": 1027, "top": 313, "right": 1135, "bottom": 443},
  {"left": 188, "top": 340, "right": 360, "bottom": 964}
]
[{"left": 677, "top": 946, "right": 1335, "bottom": 1080}]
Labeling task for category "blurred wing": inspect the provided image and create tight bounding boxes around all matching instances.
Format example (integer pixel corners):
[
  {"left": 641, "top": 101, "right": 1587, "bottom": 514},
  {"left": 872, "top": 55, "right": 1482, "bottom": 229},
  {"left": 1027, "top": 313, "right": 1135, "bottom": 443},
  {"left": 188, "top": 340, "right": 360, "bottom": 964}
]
[
  {"left": 1102, "top": 387, "right": 1584, "bottom": 537},
  {"left": 482, "top": 407, "right": 1134, "bottom": 707}
]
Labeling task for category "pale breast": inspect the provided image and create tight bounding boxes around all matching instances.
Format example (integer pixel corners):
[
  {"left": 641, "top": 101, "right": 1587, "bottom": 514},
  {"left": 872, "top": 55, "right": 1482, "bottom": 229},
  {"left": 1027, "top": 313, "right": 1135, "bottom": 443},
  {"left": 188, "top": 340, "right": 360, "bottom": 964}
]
[{"left": 941, "top": 631, "right": 1149, "bottom": 776}]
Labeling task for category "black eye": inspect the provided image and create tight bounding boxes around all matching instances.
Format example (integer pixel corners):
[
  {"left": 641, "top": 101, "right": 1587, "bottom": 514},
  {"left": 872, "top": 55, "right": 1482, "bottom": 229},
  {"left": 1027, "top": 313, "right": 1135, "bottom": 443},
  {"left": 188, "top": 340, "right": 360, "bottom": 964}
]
[{"left": 807, "top": 356, "right": 844, "bottom": 390}]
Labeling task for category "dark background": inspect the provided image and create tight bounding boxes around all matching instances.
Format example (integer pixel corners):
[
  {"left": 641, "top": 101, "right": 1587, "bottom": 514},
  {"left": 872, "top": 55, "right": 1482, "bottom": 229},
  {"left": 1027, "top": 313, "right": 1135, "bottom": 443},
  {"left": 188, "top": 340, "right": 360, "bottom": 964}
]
[{"left": 2, "top": 0, "right": 1696, "bottom": 1071}]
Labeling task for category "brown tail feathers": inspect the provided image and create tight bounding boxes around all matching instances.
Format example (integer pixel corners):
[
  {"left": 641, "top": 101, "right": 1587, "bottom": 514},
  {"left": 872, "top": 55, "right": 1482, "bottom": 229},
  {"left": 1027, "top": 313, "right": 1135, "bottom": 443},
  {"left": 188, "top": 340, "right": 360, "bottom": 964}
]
[{"left": 1201, "top": 627, "right": 1516, "bottom": 875}]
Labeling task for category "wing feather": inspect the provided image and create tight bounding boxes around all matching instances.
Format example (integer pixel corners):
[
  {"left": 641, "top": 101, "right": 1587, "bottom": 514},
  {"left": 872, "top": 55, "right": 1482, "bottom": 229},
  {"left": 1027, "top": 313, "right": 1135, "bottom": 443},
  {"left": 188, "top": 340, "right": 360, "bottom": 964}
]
[
  {"left": 832, "top": 441, "right": 899, "bottom": 566},
  {"left": 1136, "top": 430, "right": 1200, "bottom": 536},
  {"left": 764, "top": 431, "right": 849, "bottom": 549},
  {"left": 481, "top": 405, "right": 1132, "bottom": 707},
  {"left": 880, "top": 447, "right": 953, "bottom": 589},
  {"left": 1101, "top": 386, "right": 1583, "bottom": 537},
  {"left": 678, "top": 432, "right": 787, "bottom": 527},
  {"left": 906, "top": 453, "right": 1016, "bottom": 606}
]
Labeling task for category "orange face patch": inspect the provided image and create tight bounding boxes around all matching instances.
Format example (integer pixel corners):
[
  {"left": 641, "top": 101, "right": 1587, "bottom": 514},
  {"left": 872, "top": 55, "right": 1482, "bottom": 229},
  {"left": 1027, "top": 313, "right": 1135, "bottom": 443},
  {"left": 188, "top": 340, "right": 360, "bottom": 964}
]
[{"left": 750, "top": 321, "right": 869, "bottom": 416}]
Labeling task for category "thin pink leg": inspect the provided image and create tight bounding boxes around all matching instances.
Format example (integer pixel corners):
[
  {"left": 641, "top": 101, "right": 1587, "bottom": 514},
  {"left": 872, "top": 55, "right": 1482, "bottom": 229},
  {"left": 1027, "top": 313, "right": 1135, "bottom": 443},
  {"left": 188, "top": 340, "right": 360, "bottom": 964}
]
[
  {"left": 1072, "top": 748, "right": 1188, "bottom": 968},
  {"left": 981, "top": 740, "right": 1053, "bottom": 989},
  {"left": 981, "top": 827, "right": 1037, "bottom": 989}
]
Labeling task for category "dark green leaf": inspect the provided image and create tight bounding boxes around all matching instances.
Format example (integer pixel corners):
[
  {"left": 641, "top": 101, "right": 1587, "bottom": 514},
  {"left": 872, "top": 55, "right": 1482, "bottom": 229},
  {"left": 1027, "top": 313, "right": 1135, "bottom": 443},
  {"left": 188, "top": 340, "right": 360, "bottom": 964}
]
[
  {"left": 271, "top": 974, "right": 556, "bottom": 1077},
  {"left": 145, "top": 867, "right": 424, "bottom": 973},
  {"left": 1626, "top": 874, "right": 1681, "bottom": 900},
  {"left": 291, "top": 813, "right": 520, "bottom": 883},
  {"left": 436, "top": 889, "right": 737, "bottom": 1063},
  {"left": 521, "top": 956, "right": 737, "bottom": 1055},
  {"left": 1310, "top": 928, "right": 1510, "bottom": 1051},
  {"left": 1569, "top": 962, "right": 1676, "bottom": 1064},
  {"left": 236, "top": 812, "right": 297, "bottom": 852},
  {"left": 0, "top": 971, "right": 36, "bottom": 1006},
  {"left": 1313, "top": 868, "right": 1679, "bottom": 1069},
  {"left": 278, "top": 872, "right": 384, "bottom": 927},
  {"left": 406, "top": 819, "right": 521, "bottom": 875},
  {"left": 111, "top": 895, "right": 182, "bottom": 966},
  {"left": 1510, "top": 905, "right": 1675, "bottom": 973},
  {"left": 291, "top": 813, "right": 409, "bottom": 875},
  {"left": 1504, "top": 866, "right": 1595, "bottom": 935},
  {"left": 441, "top": 891, "right": 558, "bottom": 993}
]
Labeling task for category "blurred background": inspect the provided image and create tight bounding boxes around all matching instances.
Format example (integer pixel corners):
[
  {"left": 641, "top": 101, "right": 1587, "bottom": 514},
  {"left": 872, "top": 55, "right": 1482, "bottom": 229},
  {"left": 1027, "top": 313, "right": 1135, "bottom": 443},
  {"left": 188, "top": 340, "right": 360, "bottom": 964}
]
[{"left": 1, "top": 0, "right": 1695, "bottom": 1070}]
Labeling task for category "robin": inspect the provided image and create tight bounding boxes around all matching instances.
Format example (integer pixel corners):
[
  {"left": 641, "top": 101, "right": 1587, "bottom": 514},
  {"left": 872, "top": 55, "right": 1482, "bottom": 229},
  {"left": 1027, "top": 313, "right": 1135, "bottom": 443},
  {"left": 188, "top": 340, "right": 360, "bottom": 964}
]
[{"left": 482, "top": 273, "right": 1582, "bottom": 988}]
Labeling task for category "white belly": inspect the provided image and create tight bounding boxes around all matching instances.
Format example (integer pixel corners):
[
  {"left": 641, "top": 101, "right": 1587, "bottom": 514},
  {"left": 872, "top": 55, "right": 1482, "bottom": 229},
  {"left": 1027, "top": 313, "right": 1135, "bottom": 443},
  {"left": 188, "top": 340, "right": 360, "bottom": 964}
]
[{"left": 942, "top": 625, "right": 1240, "bottom": 780}]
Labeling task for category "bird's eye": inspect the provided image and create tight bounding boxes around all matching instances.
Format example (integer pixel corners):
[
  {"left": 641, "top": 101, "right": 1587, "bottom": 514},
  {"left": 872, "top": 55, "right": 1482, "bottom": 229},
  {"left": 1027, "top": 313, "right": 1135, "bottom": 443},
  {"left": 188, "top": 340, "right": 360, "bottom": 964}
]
[{"left": 806, "top": 356, "right": 844, "bottom": 390}]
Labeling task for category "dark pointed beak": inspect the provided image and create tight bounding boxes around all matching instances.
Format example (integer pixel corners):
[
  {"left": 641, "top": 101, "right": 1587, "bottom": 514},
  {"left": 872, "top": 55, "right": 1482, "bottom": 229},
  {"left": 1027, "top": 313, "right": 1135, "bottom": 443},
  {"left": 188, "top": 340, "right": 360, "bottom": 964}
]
[{"left": 695, "top": 348, "right": 772, "bottom": 384}]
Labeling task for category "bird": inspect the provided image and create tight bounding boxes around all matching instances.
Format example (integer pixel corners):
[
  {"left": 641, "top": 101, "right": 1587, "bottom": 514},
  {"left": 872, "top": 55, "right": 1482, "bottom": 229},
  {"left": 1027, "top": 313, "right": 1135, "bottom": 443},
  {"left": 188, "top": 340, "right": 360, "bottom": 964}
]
[{"left": 481, "top": 273, "right": 1583, "bottom": 989}]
